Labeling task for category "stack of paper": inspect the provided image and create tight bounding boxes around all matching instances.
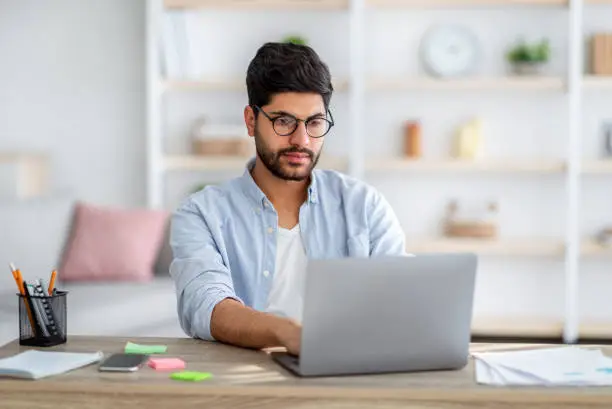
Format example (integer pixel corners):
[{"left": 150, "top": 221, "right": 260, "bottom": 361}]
[{"left": 473, "top": 346, "right": 612, "bottom": 386}]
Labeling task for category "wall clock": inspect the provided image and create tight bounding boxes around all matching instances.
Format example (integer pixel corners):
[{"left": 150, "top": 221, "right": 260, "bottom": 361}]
[{"left": 420, "top": 25, "right": 480, "bottom": 78}]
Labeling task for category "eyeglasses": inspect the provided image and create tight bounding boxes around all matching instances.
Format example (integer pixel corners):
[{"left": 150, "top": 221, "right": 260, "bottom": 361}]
[{"left": 253, "top": 105, "right": 334, "bottom": 138}]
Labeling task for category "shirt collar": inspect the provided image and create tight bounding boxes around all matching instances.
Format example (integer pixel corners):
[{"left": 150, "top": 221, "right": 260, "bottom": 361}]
[{"left": 239, "top": 157, "right": 319, "bottom": 207}]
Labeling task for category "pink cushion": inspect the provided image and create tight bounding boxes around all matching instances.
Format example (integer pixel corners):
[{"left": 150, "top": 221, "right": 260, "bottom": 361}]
[{"left": 59, "top": 202, "right": 170, "bottom": 282}]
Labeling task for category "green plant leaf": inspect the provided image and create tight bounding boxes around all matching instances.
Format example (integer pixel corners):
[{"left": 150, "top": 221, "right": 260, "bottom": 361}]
[
  {"left": 506, "top": 38, "right": 550, "bottom": 63},
  {"left": 282, "top": 35, "right": 307, "bottom": 46}
]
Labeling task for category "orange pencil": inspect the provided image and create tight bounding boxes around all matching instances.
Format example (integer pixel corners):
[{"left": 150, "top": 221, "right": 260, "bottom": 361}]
[
  {"left": 9, "top": 263, "right": 24, "bottom": 294},
  {"left": 48, "top": 270, "right": 57, "bottom": 296},
  {"left": 9, "top": 263, "right": 37, "bottom": 336},
  {"left": 11, "top": 269, "right": 21, "bottom": 292}
]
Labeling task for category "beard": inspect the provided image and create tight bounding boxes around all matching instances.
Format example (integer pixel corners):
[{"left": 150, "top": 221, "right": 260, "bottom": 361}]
[{"left": 254, "top": 126, "right": 321, "bottom": 182}]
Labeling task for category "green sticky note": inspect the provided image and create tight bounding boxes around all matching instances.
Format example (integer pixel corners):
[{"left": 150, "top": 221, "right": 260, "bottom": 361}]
[
  {"left": 170, "top": 371, "right": 213, "bottom": 382},
  {"left": 124, "top": 341, "right": 167, "bottom": 354}
]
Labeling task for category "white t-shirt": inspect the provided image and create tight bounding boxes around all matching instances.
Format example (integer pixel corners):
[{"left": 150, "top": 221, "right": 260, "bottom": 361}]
[{"left": 265, "top": 225, "right": 307, "bottom": 323}]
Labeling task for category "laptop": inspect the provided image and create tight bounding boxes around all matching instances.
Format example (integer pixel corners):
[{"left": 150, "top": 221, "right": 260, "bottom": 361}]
[{"left": 271, "top": 253, "right": 477, "bottom": 377}]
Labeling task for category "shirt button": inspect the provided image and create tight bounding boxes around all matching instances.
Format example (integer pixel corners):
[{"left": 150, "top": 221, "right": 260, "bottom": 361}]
[
  {"left": 263, "top": 270, "right": 270, "bottom": 278},
  {"left": 267, "top": 227, "right": 274, "bottom": 234}
]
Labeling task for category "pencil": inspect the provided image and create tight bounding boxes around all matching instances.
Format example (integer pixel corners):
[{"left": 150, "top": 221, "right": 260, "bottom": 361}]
[
  {"left": 11, "top": 270, "right": 21, "bottom": 292},
  {"left": 48, "top": 270, "right": 57, "bottom": 296},
  {"left": 9, "top": 263, "right": 37, "bottom": 336},
  {"left": 9, "top": 263, "right": 23, "bottom": 294}
]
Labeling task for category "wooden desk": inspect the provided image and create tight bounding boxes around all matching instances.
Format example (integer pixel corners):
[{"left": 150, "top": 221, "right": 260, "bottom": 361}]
[{"left": 2, "top": 336, "right": 612, "bottom": 408}]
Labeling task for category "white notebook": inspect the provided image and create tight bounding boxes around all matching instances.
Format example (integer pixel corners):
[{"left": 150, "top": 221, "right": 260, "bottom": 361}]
[
  {"left": 473, "top": 346, "right": 612, "bottom": 386},
  {"left": 0, "top": 350, "right": 104, "bottom": 380}
]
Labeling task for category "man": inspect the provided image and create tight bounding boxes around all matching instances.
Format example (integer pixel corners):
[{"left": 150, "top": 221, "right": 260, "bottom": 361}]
[{"left": 170, "top": 42, "right": 405, "bottom": 356}]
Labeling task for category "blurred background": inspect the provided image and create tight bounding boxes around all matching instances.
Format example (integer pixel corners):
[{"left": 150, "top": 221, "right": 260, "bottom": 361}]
[{"left": 1, "top": 0, "right": 611, "bottom": 346}]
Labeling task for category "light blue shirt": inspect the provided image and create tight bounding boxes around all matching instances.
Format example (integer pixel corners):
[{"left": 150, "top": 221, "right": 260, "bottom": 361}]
[{"left": 169, "top": 159, "right": 406, "bottom": 341}]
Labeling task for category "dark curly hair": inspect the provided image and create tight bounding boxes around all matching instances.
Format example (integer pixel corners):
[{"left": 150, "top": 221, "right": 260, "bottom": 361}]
[{"left": 246, "top": 42, "right": 333, "bottom": 110}]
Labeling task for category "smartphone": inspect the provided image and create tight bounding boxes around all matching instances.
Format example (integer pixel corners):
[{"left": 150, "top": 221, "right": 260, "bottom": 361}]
[{"left": 98, "top": 353, "right": 149, "bottom": 372}]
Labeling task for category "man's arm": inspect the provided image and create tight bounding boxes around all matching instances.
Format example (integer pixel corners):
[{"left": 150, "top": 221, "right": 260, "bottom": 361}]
[
  {"left": 170, "top": 197, "right": 300, "bottom": 353},
  {"left": 367, "top": 190, "right": 407, "bottom": 256},
  {"left": 210, "top": 299, "right": 301, "bottom": 355}
]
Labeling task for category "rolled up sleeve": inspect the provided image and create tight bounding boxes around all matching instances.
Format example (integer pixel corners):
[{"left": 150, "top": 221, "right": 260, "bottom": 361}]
[{"left": 169, "top": 198, "right": 242, "bottom": 341}]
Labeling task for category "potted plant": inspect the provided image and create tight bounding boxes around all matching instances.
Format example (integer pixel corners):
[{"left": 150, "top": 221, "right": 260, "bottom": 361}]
[
  {"left": 506, "top": 38, "right": 550, "bottom": 75},
  {"left": 282, "top": 34, "right": 308, "bottom": 46}
]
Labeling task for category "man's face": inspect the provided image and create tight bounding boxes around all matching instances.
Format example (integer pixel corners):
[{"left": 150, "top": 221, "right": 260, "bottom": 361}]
[{"left": 247, "top": 92, "right": 327, "bottom": 182}]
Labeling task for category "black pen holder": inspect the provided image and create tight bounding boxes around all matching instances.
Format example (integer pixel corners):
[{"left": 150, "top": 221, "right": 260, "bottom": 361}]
[{"left": 18, "top": 291, "right": 68, "bottom": 347}]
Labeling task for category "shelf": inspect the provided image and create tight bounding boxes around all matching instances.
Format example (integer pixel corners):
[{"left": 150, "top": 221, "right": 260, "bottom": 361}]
[
  {"left": 580, "top": 322, "right": 612, "bottom": 340},
  {"left": 582, "top": 159, "right": 612, "bottom": 174},
  {"left": 164, "top": 0, "right": 349, "bottom": 10},
  {"left": 472, "top": 317, "right": 563, "bottom": 339},
  {"left": 163, "top": 0, "right": 612, "bottom": 7},
  {"left": 164, "top": 77, "right": 349, "bottom": 92},
  {"left": 163, "top": 75, "right": 612, "bottom": 93},
  {"left": 164, "top": 154, "right": 348, "bottom": 171},
  {"left": 165, "top": 155, "right": 250, "bottom": 171},
  {"left": 369, "top": 0, "right": 567, "bottom": 7},
  {"left": 583, "top": 76, "right": 612, "bottom": 88},
  {"left": 366, "top": 158, "right": 566, "bottom": 173},
  {"left": 368, "top": 76, "right": 565, "bottom": 91},
  {"left": 581, "top": 239, "right": 612, "bottom": 256},
  {"left": 164, "top": 79, "right": 246, "bottom": 92},
  {"left": 406, "top": 238, "right": 565, "bottom": 257}
]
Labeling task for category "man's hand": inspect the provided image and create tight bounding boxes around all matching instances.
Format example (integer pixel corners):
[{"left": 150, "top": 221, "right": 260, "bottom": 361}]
[
  {"left": 274, "top": 319, "right": 302, "bottom": 356},
  {"left": 210, "top": 299, "right": 302, "bottom": 354}
]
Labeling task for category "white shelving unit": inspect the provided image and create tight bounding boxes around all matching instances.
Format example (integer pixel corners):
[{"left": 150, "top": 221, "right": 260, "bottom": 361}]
[
  {"left": 471, "top": 316, "right": 565, "bottom": 338},
  {"left": 164, "top": 154, "right": 349, "bottom": 172},
  {"left": 164, "top": 77, "right": 351, "bottom": 92},
  {"left": 406, "top": 238, "right": 566, "bottom": 257},
  {"left": 164, "top": 0, "right": 350, "bottom": 10},
  {"left": 582, "top": 159, "right": 612, "bottom": 173},
  {"left": 582, "top": 239, "right": 612, "bottom": 256},
  {"left": 367, "top": 76, "right": 566, "bottom": 91},
  {"left": 369, "top": 0, "right": 569, "bottom": 6},
  {"left": 583, "top": 75, "right": 612, "bottom": 89},
  {"left": 146, "top": 0, "right": 612, "bottom": 342},
  {"left": 365, "top": 158, "right": 568, "bottom": 173}
]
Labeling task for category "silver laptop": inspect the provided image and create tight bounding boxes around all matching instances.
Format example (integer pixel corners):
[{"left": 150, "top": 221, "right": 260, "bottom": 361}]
[{"left": 271, "top": 253, "right": 477, "bottom": 377}]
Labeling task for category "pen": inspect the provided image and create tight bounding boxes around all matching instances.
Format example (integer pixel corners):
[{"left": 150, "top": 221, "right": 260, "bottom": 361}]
[
  {"left": 34, "top": 279, "right": 59, "bottom": 338},
  {"left": 24, "top": 280, "right": 48, "bottom": 337},
  {"left": 48, "top": 270, "right": 57, "bottom": 296}
]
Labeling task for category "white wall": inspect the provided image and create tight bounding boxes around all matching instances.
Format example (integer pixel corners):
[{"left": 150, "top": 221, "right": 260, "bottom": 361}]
[
  {"left": 0, "top": 0, "right": 146, "bottom": 206},
  {"left": 0, "top": 0, "right": 146, "bottom": 290}
]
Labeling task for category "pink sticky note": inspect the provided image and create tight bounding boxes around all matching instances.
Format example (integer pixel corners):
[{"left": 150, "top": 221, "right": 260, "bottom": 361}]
[{"left": 148, "top": 358, "right": 186, "bottom": 371}]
